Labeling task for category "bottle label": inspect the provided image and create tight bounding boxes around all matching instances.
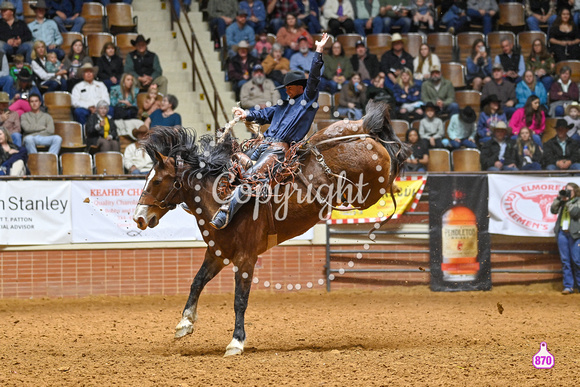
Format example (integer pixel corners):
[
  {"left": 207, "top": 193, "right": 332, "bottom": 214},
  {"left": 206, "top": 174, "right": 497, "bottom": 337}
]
[{"left": 442, "top": 224, "right": 478, "bottom": 258}]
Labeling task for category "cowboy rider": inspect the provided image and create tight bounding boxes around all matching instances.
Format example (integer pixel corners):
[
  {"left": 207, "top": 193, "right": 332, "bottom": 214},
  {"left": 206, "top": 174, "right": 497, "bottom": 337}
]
[{"left": 210, "top": 33, "right": 331, "bottom": 230}]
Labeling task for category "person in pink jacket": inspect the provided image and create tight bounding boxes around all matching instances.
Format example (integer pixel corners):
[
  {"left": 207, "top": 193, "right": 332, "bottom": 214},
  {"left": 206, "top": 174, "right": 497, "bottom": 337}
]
[{"left": 509, "top": 95, "right": 545, "bottom": 147}]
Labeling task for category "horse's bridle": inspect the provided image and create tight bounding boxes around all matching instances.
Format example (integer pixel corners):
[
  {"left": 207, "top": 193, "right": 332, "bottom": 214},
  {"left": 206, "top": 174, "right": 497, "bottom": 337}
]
[{"left": 138, "top": 155, "right": 187, "bottom": 210}]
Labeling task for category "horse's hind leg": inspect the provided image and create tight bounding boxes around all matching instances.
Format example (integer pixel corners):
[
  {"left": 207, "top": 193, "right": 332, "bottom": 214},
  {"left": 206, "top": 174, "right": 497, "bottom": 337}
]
[
  {"left": 224, "top": 256, "right": 256, "bottom": 357},
  {"left": 175, "top": 250, "right": 225, "bottom": 339}
]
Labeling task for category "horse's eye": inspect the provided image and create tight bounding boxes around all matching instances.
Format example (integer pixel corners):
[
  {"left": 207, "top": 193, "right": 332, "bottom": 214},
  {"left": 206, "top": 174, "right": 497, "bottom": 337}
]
[{"left": 153, "top": 180, "right": 162, "bottom": 186}]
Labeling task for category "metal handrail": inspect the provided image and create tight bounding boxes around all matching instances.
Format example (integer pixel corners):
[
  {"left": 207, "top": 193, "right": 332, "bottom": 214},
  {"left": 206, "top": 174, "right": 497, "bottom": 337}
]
[{"left": 166, "top": 0, "right": 229, "bottom": 130}]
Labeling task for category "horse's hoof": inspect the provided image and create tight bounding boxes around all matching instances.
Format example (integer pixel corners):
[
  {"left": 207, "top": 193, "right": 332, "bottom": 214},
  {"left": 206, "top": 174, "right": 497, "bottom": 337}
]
[
  {"left": 223, "top": 338, "right": 245, "bottom": 357},
  {"left": 174, "top": 319, "right": 194, "bottom": 339}
]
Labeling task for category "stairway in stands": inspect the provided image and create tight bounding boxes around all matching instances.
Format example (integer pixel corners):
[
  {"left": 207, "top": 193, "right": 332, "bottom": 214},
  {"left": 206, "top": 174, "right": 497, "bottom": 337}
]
[{"left": 132, "top": 0, "right": 238, "bottom": 135}]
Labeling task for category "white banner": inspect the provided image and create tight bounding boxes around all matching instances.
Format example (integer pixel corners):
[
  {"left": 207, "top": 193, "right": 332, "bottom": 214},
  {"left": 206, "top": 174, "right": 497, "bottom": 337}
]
[
  {"left": 488, "top": 175, "right": 578, "bottom": 237},
  {"left": 0, "top": 181, "right": 72, "bottom": 245},
  {"left": 71, "top": 180, "right": 202, "bottom": 243}
]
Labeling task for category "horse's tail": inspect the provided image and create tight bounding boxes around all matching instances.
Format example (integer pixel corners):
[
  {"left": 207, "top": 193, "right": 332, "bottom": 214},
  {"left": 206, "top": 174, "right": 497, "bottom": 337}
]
[{"left": 363, "top": 99, "right": 411, "bottom": 181}]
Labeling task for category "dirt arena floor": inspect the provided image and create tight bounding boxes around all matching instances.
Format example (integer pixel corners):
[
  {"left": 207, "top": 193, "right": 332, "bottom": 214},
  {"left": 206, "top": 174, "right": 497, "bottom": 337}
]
[{"left": 0, "top": 284, "right": 578, "bottom": 386}]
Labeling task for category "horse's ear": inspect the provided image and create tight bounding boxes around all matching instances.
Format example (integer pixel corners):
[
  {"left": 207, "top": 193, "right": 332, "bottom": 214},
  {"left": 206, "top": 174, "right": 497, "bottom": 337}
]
[{"left": 154, "top": 151, "right": 167, "bottom": 166}]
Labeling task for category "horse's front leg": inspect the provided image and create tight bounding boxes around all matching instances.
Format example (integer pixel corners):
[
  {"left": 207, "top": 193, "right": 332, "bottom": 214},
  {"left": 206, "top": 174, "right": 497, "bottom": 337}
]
[
  {"left": 224, "top": 256, "right": 256, "bottom": 357},
  {"left": 175, "top": 249, "right": 225, "bottom": 339}
]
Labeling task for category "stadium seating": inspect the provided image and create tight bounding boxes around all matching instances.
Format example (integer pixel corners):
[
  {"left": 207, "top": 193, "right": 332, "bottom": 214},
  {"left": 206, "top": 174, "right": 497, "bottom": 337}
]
[
  {"left": 487, "top": 31, "right": 516, "bottom": 59},
  {"left": 428, "top": 149, "right": 451, "bottom": 172},
  {"left": 498, "top": 2, "right": 526, "bottom": 33},
  {"left": 106, "top": 3, "right": 138, "bottom": 34},
  {"left": 54, "top": 121, "right": 86, "bottom": 153},
  {"left": 61, "top": 153, "right": 93, "bottom": 175},
  {"left": 391, "top": 119, "right": 409, "bottom": 141},
  {"left": 44, "top": 92, "right": 73, "bottom": 121},
  {"left": 61, "top": 32, "right": 84, "bottom": 53},
  {"left": 452, "top": 149, "right": 481, "bottom": 171},
  {"left": 426, "top": 33, "right": 454, "bottom": 63},
  {"left": 116, "top": 33, "right": 138, "bottom": 58},
  {"left": 456, "top": 32, "right": 485, "bottom": 63},
  {"left": 94, "top": 152, "right": 125, "bottom": 175},
  {"left": 336, "top": 34, "right": 363, "bottom": 56},
  {"left": 442, "top": 62, "right": 466, "bottom": 89},
  {"left": 402, "top": 33, "right": 424, "bottom": 58},
  {"left": 81, "top": 2, "right": 106, "bottom": 34},
  {"left": 517, "top": 31, "right": 547, "bottom": 56},
  {"left": 366, "top": 33, "right": 391, "bottom": 56},
  {"left": 28, "top": 153, "right": 58, "bottom": 176},
  {"left": 555, "top": 61, "right": 580, "bottom": 83},
  {"left": 86, "top": 32, "right": 115, "bottom": 59},
  {"left": 455, "top": 90, "right": 482, "bottom": 114}
]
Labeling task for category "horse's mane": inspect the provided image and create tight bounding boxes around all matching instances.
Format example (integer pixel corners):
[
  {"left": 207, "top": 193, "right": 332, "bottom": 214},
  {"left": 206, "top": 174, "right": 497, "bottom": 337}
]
[
  {"left": 143, "top": 126, "right": 235, "bottom": 183},
  {"left": 363, "top": 100, "right": 412, "bottom": 179}
]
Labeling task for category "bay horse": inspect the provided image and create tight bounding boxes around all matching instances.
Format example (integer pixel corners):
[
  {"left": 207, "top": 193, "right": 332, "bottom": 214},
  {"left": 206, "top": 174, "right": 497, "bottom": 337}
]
[{"left": 133, "top": 100, "right": 409, "bottom": 356}]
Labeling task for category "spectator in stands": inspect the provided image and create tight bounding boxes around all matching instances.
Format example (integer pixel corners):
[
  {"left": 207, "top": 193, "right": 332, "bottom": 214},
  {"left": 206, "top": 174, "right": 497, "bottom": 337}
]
[
  {"left": 525, "top": 0, "right": 557, "bottom": 31},
  {"left": 48, "top": 0, "right": 85, "bottom": 33},
  {"left": 30, "top": 41, "right": 67, "bottom": 93},
  {"left": 143, "top": 94, "right": 181, "bottom": 129},
  {"left": 480, "top": 121, "right": 518, "bottom": 171},
  {"left": 226, "top": 9, "right": 256, "bottom": 58},
  {"left": 525, "top": 38, "right": 555, "bottom": 93},
  {"left": 413, "top": 43, "right": 439, "bottom": 83},
  {"left": 482, "top": 63, "right": 517, "bottom": 118},
  {"left": 9, "top": 54, "right": 30, "bottom": 83},
  {"left": 514, "top": 126, "right": 542, "bottom": 170},
  {"left": 572, "top": 0, "right": 580, "bottom": 27},
  {"left": 228, "top": 40, "right": 259, "bottom": 99},
  {"left": 21, "top": 93, "right": 61, "bottom": 155},
  {"left": 0, "top": 91, "right": 20, "bottom": 146},
  {"left": 403, "top": 128, "right": 428, "bottom": 172},
  {"left": 515, "top": 70, "right": 548, "bottom": 109},
  {"left": 255, "top": 31, "right": 272, "bottom": 61},
  {"left": 0, "top": 48, "right": 13, "bottom": 97},
  {"left": 262, "top": 43, "right": 290, "bottom": 87},
  {"left": 96, "top": 42, "right": 124, "bottom": 91},
  {"left": 379, "top": 0, "right": 412, "bottom": 33},
  {"left": 353, "top": 0, "right": 383, "bottom": 36},
  {"left": 350, "top": 40, "right": 380, "bottom": 85},
  {"left": 478, "top": 95, "right": 507, "bottom": 144},
  {"left": 0, "top": 126, "right": 26, "bottom": 176},
  {"left": 509, "top": 95, "right": 545, "bottom": 146},
  {"left": 125, "top": 35, "right": 168, "bottom": 96},
  {"left": 5, "top": 0, "right": 22, "bottom": 21},
  {"left": 297, "top": 0, "right": 322, "bottom": 34},
  {"left": 85, "top": 100, "right": 119, "bottom": 153},
  {"left": 550, "top": 182, "right": 580, "bottom": 295},
  {"left": 110, "top": 73, "right": 138, "bottom": 120},
  {"left": 543, "top": 119, "right": 580, "bottom": 170},
  {"left": 440, "top": 0, "right": 468, "bottom": 34},
  {"left": 321, "top": 40, "right": 352, "bottom": 94},
  {"left": 140, "top": 83, "right": 161, "bottom": 120},
  {"left": 71, "top": 63, "right": 110, "bottom": 125},
  {"left": 239, "top": 0, "right": 267, "bottom": 34},
  {"left": 9, "top": 69, "right": 41, "bottom": 116},
  {"left": 421, "top": 64, "right": 459, "bottom": 118},
  {"left": 466, "top": 39, "right": 492, "bottom": 92},
  {"left": 380, "top": 33, "right": 414, "bottom": 87},
  {"left": 393, "top": 68, "right": 422, "bottom": 121},
  {"left": 276, "top": 13, "right": 313, "bottom": 58},
  {"left": 62, "top": 39, "right": 92, "bottom": 92},
  {"left": 466, "top": 0, "right": 498, "bottom": 35},
  {"left": 322, "top": 0, "right": 355, "bottom": 37},
  {"left": 207, "top": 0, "right": 238, "bottom": 46},
  {"left": 447, "top": 106, "right": 477, "bottom": 149},
  {"left": 239, "top": 64, "right": 281, "bottom": 110},
  {"left": 0, "top": 1, "right": 33, "bottom": 62},
  {"left": 267, "top": 0, "right": 300, "bottom": 33},
  {"left": 564, "top": 102, "right": 580, "bottom": 141},
  {"left": 337, "top": 72, "right": 366, "bottom": 120},
  {"left": 549, "top": 66, "right": 579, "bottom": 117},
  {"left": 419, "top": 101, "right": 445, "bottom": 148},
  {"left": 494, "top": 38, "right": 525, "bottom": 84},
  {"left": 548, "top": 8, "right": 580, "bottom": 62},
  {"left": 124, "top": 126, "right": 153, "bottom": 175},
  {"left": 289, "top": 36, "right": 314, "bottom": 72},
  {"left": 366, "top": 73, "right": 397, "bottom": 113},
  {"left": 411, "top": 0, "right": 435, "bottom": 31},
  {"left": 28, "top": 0, "right": 64, "bottom": 60}
]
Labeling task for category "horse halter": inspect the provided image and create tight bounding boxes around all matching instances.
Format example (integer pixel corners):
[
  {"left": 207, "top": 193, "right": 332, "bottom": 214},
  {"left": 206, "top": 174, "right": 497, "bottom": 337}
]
[{"left": 139, "top": 155, "right": 187, "bottom": 210}]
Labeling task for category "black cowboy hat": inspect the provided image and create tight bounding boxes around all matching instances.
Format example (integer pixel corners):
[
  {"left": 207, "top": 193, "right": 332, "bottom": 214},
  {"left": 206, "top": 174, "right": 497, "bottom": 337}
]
[
  {"left": 482, "top": 94, "right": 500, "bottom": 106},
  {"left": 555, "top": 118, "right": 574, "bottom": 130},
  {"left": 459, "top": 106, "right": 476, "bottom": 124},
  {"left": 424, "top": 101, "right": 438, "bottom": 111},
  {"left": 18, "top": 68, "right": 32, "bottom": 82},
  {"left": 30, "top": 0, "right": 48, "bottom": 9},
  {"left": 131, "top": 35, "right": 151, "bottom": 46},
  {"left": 276, "top": 70, "right": 307, "bottom": 89}
]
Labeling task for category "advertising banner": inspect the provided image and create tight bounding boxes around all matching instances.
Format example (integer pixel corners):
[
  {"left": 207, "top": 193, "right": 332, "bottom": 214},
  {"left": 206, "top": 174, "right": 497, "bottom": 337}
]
[
  {"left": 71, "top": 180, "right": 202, "bottom": 243},
  {"left": 329, "top": 176, "right": 426, "bottom": 224},
  {"left": 429, "top": 176, "right": 491, "bottom": 292},
  {"left": 0, "top": 181, "right": 72, "bottom": 245},
  {"left": 488, "top": 175, "right": 572, "bottom": 237}
]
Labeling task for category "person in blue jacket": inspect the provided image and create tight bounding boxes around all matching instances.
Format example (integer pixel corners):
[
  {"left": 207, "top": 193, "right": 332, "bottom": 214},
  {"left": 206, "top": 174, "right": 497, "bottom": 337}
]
[
  {"left": 210, "top": 33, "right": 330, "bottom": 230},
  {"left": 239, "top": 0, "right": 267, "bottom": 34},
  {"left": 47, "top": 0, "right": 85, "bottom": 33}
]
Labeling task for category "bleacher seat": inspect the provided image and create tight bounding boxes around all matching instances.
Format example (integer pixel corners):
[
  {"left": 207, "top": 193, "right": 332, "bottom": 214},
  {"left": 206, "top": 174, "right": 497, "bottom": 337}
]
[
  {"left": 44, "top": 91, "right": 73, "bottom": 121},
  {"left": 543, "top": 118, "right": 559, "bottom": 143},
  {"left": 86, "top": 32, "right": 114, "bottom": 59},
  {"left": 55, "top": 121, "right": 86, "bottom": 153},
  {"left": 456, "top": 32, "right": 485, "bottom": 63},
  {"left": 312, "top": 33, "right": 335, "bottom": 51},
  {"left": 402, "top": 33, "right": 424, "bottom": 58},
  {"left": 427, "top": 33, "right": 455, "bottom": 63},
  {"left": 106, "top": 3, "right": 138, "bottom": 34},
  {"left": 555, "top": 61, "right": 580, "bottom": 83},
  {"left": 336, "top": 34, "right": 363, "bottom": 56},
  {"left": 94, "top": 152, "right": 125, "bottom": 175},
  {"left": 116, "top": 33, "right": 138, "bottom": 58},
  {"left": 28, "top": 153, "right": 58, "bottom": 176},
  {"left": 455, "top": 90, "right": 482, "bottom": 114},
  {"left": 366, "top": 33, "right": 391, "bottom": 56},
  {"left": 452, "top": 149, "right": 481, "bottom": 172},
  {"left": 391, "top": 119, "right": 409, "bottom": 141},
  {"left": 315, "top": 92, "right": 333, "bottom": 120},
  {"left": 517, "top": 31, "right": 547, "bottom": 56},
  {"left": 442, "top": 62, "right": 466, "bottom": 89},
  {"left": 81, "top": 2, "right": 105, "bottom": 33},
  {"left": 61, "top": 153, "right": 93, "bottom": 175},
  {"left": 23, "top": 1, "right": 35, "bottom": 24},
  {"left": 61, "top": 32, "right": 84, "bottom": 54},
  {"left": 498, "top": 3, "right": 526, "bottom": 33},
  {"left": 428, "top": 149, "right": 451, "bottom": 172},
  {"left": 487, "top": 31, "right": 516, "bottom": 59}
]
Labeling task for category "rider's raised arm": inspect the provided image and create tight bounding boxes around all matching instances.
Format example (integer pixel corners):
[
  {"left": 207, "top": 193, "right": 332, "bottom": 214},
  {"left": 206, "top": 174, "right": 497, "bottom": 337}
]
[
  {"left": 245, "top": 105, "right": 276, "bottom": 125},
  {"left": 305, "top": 33, "right": 329, "bottom": 101}
]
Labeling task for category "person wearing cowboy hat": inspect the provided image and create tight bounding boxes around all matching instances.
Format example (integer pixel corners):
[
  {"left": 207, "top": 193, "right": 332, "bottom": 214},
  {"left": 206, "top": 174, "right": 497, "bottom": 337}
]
[
  {"left": 27, "top": 0, "right": 64, "bottom": 60},
  {"left": 48, "top": 0, "right": 85, "bottom": 33},
  {"left": 380, "top": 33, "right": 413, "bottom": 86},
  {"left": 124, "top": 35, "right": 168, "bottom": 95},
  {"left": 71, "top": 63, "right": 110, "bottom": 125},
  {"left": 0, "top": 1, "right": 33, "bottom": 62},
  {"left": 210, "top": 33, "right": 331, "bottom": 230},
  {"left": 542, "top": 119, "right": 580, "bottom": 171},
  {"left": 239, "top": 64, "right": 280, "bottom": 110},
  {"left": 421, "top": 64, "right": 460, "bottom": 118},
  {"left": 446, "top": 106, "right": 478, "bottom": 149},
  {"left": 227, "top": 39, "right": 259, "bottom": 100},
  {"left": 21, "top": 93, "right": 61, "bottom": 156},
  {"left": 477, "top": 94, "right": 507, "bottom": 145},
  {"left": 564, "top": 101, "right": 580, "bottom": 142},
  {"left": 8, "top": 68, "right": 42, "bottom": 116},
  {"left": 480, "top": 121, "right": 518, "bottom": 171},
  {"left": 225, "top": 9, "right": 256, "bottom": 58},
  {"left": 124, "top": 126, "right": 153, "bottom": 175}
]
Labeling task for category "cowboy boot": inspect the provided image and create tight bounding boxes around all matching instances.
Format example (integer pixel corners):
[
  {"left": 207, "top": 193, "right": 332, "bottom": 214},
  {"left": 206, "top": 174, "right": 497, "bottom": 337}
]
[{"left": 209, "top": 187, "right": 248, "bottom": 230}]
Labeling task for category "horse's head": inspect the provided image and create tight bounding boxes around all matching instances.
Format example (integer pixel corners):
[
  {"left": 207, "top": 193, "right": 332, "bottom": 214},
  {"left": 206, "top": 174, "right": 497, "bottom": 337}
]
[{"left": 133, "top": 151, "right": 187, "bottom": 230}]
